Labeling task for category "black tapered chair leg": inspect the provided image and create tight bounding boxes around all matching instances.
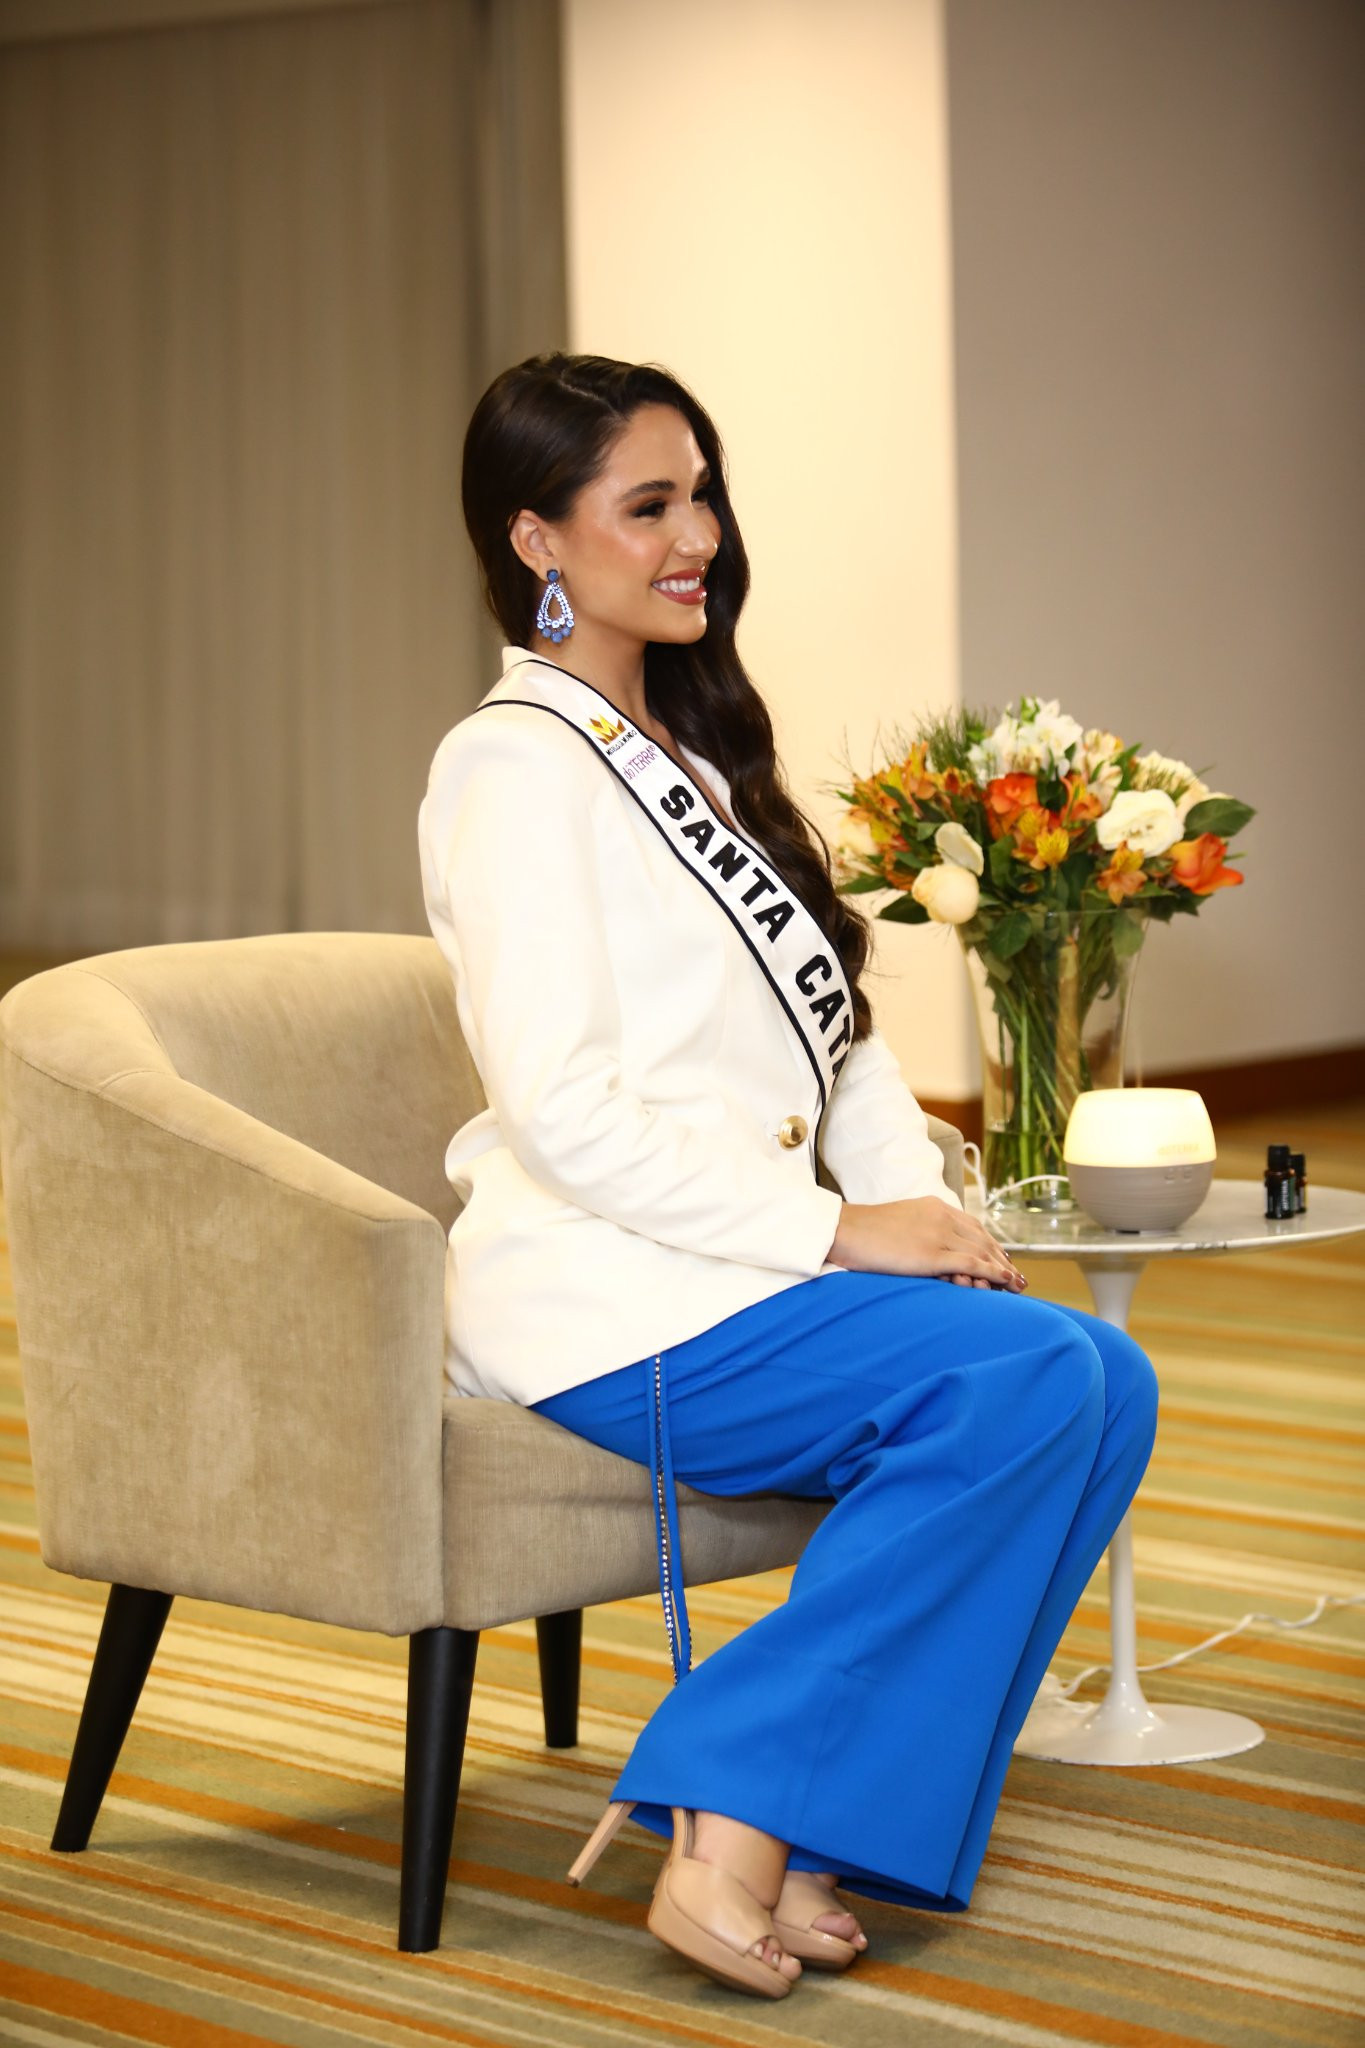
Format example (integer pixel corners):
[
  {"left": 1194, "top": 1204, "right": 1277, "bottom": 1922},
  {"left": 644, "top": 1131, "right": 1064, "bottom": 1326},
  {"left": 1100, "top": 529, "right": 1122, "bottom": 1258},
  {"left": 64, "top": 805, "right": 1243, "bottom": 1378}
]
[
  {"left": 398, "top": 1625, "right": 479, "bottom": 1952},
  {"left": 535, "top": 1608, "right": 582, "bottom": 1749},
  {"left": 51, "top": 1582, "right": 174, "bottom": 1853}
]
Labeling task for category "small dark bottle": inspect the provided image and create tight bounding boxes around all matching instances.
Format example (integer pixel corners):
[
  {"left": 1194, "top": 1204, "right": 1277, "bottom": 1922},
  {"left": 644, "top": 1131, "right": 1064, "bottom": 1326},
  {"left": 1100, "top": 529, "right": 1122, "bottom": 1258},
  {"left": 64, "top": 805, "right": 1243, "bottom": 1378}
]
[
  {"left": 1265, "top": 1143, "right": 1296, "bottom": 1219},
  {"left": 1290, "top": 1151, "right": 1307, "bottom": 1214}
]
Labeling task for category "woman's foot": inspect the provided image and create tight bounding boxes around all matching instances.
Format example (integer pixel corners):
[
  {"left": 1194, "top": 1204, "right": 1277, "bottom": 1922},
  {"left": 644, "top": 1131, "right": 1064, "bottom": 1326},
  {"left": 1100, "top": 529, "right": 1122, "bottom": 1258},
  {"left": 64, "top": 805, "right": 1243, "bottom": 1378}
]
[
  {"left": 803, "top": 1870, "right": 867, "bottom": 1951},
  {"left": 689, "top": 1809, "right": 802, "bottom": 1981}
]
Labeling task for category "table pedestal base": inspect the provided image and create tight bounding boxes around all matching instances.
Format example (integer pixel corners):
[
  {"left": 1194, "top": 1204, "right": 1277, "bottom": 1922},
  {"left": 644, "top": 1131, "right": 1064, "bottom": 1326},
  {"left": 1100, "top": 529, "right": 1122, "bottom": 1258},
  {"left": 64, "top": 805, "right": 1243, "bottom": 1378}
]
[
  {"left": 1013, "top": 1670, "right": 1265, "bottom": 1765},
  {"left": 1007, "top": 1257, "right": 1266, "bottom": 1766}
]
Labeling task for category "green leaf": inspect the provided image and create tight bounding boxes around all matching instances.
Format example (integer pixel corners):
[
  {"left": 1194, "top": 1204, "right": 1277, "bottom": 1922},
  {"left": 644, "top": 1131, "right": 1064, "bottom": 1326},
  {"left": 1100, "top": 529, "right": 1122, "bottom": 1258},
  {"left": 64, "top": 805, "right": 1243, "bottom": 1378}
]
[
  {"left": 1183, "top": 796, "right": 1254, "bottom": 839},
  {"left": 879, "top": 893, "right": 930, "bottom": 924},
  {"left": 988, "top": 836, "right": 1016, "bottom": 886},
  {"left": 987, "top": 909, "right": 1032, "bottom": 960},
  {"left": 914, "top": 819, "right": 939, "bottom": 839},
  {"left": 1111, "top": 910, "right": 1146, "bottom": 957},
  {"left": 838, "top": 872, "right": 888, "bottom": 894}
]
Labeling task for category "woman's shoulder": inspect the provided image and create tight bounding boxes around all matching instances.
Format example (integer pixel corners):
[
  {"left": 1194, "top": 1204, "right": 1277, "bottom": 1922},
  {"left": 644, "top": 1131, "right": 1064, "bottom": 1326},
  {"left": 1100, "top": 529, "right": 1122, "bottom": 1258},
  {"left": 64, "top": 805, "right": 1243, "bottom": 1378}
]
[{"left": 426, "top": 683, "right": 604, "bottom": 798}]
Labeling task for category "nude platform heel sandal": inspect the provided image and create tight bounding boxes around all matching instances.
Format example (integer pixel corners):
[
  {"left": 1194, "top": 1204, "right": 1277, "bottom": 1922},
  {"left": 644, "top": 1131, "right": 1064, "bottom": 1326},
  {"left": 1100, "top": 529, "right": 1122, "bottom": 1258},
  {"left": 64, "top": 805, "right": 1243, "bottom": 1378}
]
[{"left": 568, "top": 1800, "right": 797, "bottom": 1999}]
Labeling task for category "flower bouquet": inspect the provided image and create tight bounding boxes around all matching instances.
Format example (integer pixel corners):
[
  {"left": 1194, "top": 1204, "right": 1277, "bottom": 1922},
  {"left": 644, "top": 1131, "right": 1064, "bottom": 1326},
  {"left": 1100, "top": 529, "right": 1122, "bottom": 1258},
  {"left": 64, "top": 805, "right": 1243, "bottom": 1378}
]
[{"left": 830, "top": 697, "right": 1254, "bottom": 1208}]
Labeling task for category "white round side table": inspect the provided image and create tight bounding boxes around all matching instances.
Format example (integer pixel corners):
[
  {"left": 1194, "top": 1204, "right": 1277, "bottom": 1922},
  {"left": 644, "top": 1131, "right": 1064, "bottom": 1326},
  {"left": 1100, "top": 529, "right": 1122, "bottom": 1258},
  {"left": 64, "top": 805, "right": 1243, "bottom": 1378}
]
[{"left": 963, "top": 1178, "right": 1365, "bottom": 1767}]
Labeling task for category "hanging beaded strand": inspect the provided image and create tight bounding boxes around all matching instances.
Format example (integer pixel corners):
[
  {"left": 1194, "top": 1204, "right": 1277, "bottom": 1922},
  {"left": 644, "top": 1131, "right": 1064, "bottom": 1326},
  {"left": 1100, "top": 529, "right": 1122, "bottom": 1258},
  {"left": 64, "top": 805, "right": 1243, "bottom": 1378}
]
[
  {"left": 651, "top": 1350, "right": 692, "bottom": 1683},
  {"left": 535, "top": 566, "right": 575, "bottom": 644}
]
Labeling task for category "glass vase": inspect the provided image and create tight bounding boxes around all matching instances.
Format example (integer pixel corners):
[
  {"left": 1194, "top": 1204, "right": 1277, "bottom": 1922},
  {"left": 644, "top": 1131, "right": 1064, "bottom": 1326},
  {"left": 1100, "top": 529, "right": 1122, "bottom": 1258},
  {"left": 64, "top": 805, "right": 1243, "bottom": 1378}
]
[{"left": 958, "top": 906, "right": 1147, "bottom": 1213}]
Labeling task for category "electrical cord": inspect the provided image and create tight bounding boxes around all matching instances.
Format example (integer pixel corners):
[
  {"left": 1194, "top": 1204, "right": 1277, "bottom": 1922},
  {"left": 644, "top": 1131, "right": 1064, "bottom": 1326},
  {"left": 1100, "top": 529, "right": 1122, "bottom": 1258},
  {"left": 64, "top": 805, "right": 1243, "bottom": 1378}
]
[
  {"left": 961, "top": 1141, "right": 1071, "bottom": 1214},
  {"left": 1050, "top": 1591, "right": 1365, "bottom": 1699},
  {"left": 958, "top": 1141, "right": 1365, "bottom": 1689}
]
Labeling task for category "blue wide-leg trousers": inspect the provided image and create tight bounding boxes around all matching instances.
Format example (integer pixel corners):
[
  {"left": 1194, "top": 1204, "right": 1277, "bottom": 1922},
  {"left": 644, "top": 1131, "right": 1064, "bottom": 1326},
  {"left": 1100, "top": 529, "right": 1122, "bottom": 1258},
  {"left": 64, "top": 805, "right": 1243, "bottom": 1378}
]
[{"left": 532, "top": 1267, "right": 1158, "bottom": 1914}]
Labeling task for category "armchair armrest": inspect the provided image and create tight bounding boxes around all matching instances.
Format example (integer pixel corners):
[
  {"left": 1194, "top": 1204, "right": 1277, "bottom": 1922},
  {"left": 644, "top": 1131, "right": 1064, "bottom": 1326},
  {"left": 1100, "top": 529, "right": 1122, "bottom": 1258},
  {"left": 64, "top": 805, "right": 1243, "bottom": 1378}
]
[
  {"left": 1, "top": 1028, "right": 447, "bottom": 1635},
  {"left": 817, "top": 1111, "right": 966, "bottom": 1205},
  {"left": 926, "top": 1114, "right": 967, "bottom": 1204}
]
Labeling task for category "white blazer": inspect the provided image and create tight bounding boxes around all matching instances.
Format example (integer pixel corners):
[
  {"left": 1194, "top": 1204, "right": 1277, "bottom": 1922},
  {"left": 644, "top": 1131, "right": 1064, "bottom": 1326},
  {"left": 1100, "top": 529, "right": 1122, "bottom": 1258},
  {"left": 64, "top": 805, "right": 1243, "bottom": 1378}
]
[{"left": 417, "top": 645, "right": 964, "bottom": 1405}]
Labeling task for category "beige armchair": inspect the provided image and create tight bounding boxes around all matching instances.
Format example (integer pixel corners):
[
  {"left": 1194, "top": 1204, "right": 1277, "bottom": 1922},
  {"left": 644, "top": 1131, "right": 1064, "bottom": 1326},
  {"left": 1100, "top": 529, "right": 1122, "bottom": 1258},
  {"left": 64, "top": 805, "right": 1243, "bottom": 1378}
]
[{"left": 0, "top": 933, "right": 966, "bottom": 1951}]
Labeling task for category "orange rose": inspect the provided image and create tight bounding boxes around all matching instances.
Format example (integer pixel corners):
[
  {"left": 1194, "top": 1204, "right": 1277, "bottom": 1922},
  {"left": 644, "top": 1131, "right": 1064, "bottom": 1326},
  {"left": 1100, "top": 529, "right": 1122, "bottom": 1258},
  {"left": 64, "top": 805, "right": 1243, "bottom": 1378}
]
[
  {"left": 1165, "top": 833, "right": 1243, "bottom": 894},
  {"left": 984, "top": 772, "right": 1038, "bottom": 839}
]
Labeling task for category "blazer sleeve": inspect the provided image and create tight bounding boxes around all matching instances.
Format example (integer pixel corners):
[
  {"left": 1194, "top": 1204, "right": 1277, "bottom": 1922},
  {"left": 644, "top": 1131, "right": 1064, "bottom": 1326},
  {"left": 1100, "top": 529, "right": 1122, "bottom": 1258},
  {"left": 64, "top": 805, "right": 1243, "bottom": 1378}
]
[
  {"left": 818, "top": 1027, "right": 965, "bottom": 1211},
  {"left": 419, "top": 708, "right": 844, "bottom": 1275}
]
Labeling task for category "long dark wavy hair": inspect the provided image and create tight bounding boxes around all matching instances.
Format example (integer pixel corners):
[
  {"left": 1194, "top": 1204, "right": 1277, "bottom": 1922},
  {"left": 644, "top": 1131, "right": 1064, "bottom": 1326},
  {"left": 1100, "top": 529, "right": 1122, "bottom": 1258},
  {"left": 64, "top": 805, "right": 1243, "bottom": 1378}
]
[{"left": 461, "top": 350, "right": 874, "bottom": 1046}]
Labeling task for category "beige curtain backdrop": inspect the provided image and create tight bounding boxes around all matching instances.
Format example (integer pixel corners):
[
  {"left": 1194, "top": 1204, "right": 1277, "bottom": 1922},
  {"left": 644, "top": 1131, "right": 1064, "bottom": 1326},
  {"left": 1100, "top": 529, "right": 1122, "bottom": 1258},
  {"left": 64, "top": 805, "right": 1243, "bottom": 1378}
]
[{"left": 0, "top": 0, "right": 567, "bottom": 947}]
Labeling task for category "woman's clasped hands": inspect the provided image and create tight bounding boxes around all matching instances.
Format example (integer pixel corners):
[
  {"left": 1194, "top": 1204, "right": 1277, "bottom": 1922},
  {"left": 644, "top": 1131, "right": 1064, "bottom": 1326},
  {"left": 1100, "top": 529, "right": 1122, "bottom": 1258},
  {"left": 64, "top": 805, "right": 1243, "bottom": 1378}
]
[{"left": 829, "top": 1195, "right": 1028, "bottom": 1293}]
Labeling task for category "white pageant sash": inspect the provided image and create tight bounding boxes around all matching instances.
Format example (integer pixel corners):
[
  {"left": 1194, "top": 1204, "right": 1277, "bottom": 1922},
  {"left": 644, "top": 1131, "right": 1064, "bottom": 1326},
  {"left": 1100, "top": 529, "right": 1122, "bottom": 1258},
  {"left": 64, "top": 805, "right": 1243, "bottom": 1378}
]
[{"left": 478, "top": 659, "right": 856, "bottom": 1121}]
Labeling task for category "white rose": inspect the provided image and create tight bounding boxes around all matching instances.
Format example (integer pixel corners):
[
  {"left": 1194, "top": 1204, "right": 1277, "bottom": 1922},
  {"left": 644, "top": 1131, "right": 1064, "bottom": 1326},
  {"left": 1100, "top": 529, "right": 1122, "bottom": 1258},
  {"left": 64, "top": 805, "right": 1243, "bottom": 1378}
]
[
  {"left": 911, "top": 861, "right": 980, "bottom": 923},
  {"left": 1094, "top": 788, "right": 1184, "bottom": 856},
  {"left": 935, "top": 821, "right": 984, "bottom": 874}
]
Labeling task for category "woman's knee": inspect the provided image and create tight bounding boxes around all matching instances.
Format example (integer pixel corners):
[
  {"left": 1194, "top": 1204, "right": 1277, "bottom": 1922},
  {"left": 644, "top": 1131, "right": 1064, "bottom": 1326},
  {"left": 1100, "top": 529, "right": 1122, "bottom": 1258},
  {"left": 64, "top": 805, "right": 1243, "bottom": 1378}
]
[
  {"left": 1049, "top": 1305, "right": 1159, "bottom": 1447},
  {"left": 996, "top": 1301, "right": 1107, "bottom": 1441},
  {"left": 953, "top": 1303, "right": 1105, "bottom": 1481},
  {"left": 1104, "top": 1332, "right": 1159, "bottom": 1454}
]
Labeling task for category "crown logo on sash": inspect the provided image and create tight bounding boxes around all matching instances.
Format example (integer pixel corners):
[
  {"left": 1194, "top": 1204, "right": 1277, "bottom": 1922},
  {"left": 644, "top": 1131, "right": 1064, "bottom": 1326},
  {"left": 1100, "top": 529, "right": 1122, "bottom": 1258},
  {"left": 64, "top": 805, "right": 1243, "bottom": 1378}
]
[{"left": 589, "top": 715, "right": 626, "bottom": 745}]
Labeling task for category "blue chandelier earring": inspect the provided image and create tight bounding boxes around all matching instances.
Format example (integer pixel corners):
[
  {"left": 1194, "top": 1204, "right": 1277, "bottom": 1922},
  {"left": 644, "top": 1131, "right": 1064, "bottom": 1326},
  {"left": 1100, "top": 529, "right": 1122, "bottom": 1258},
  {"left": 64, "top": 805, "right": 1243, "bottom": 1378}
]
[{"left": 535, "top": 566, "right": 575, "bottom": 644}]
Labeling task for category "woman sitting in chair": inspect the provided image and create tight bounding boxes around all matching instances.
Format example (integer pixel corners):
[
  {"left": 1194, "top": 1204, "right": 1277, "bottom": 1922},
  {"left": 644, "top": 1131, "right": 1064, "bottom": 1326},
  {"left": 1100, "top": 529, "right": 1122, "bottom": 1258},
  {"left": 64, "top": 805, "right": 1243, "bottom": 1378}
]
[{"left": 417, "top": 351, "right": 1158, "bottom": 2000}]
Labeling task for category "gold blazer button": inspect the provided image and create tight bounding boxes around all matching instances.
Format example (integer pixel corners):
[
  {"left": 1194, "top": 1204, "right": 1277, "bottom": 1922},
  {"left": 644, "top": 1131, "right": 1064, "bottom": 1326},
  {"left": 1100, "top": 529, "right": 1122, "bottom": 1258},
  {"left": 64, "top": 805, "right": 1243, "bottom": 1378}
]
[{"left": 777, "top": 1114, "right": 808, "bottom": 1149}]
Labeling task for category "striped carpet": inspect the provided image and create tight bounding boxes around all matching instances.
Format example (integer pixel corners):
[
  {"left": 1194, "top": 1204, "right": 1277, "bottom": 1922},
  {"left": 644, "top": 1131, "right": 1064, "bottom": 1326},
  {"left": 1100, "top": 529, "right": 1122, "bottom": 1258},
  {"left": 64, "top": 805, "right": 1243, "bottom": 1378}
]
[{"left": 1, "top": 1103, "right": 1362, "bottom": 2046}]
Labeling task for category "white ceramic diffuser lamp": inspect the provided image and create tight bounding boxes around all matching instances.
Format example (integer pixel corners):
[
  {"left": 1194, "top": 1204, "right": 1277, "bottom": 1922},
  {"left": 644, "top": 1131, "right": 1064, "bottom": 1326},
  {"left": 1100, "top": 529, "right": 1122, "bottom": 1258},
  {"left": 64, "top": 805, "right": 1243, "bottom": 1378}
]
[{"left": 1063, "top": 1088, "right": 1217, "bottom": 1231}]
